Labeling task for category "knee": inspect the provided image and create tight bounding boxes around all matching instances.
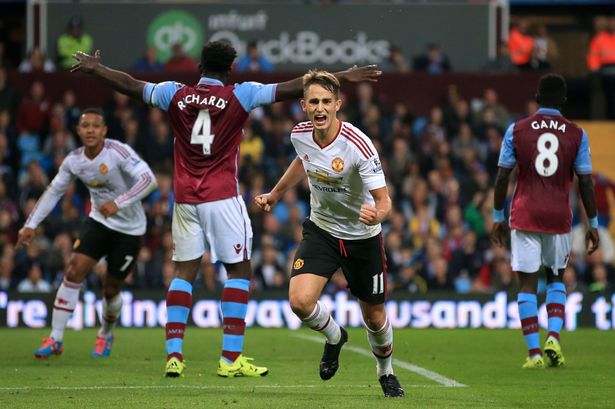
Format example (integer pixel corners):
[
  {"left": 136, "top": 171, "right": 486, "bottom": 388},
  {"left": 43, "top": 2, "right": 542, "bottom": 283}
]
[
  {"left": 289, "top": 294, "right": 316, "bottom": 318},
  {"left": 64, "top": 257, "right": 83, "bottom": 283},
  {"left": 362, "top": 306, "right": 387, "bottom": 331},
  {"left": 103, "top": 284, "right": 121, "bottom": 300}
]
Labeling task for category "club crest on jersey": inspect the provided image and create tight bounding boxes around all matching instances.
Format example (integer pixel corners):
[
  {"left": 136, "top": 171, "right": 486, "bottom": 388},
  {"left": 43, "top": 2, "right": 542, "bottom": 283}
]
[
  {"left": 331, "top": 157, "right": 344, "bottom": 173},
  {"left": 293, "top": 258, "right": 304, "bottom": 270},
  {"left": 99, "top": 163, "right": 108, "bottom": 175},
  {"left": 234, "top": 244, "right": 242, "bottom": 254},
  {"left": 303, "top": 154, "right": 310, "bottom": 162}
]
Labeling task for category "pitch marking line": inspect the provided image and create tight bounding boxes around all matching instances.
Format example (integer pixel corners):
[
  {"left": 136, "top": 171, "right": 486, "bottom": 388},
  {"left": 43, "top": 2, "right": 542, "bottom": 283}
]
[
  {"left": 294, "top": 333, "right": 467, "bottom": 388},
  {"left": 0, "top": 384, "right": 449, "bottom": 392}
]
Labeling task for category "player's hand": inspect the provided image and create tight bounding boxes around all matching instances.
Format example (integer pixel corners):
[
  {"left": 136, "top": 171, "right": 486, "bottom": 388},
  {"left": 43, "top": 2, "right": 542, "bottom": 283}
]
[
  {"left": 71, "top": 49, "right": 101, "bottom": 73},
  {"left": 586, "top": 228, "right": 600, "bottom": 255},
  {"left": 99, "top": 200, "right": 119, "bottom": 217},
  {"left": 341, "top": 64, "right": 382, "bottom": 83},
  {"left": 254, "top": 192, "right": 279, "bottom": 212},
  {"left": 490, "top": 222, "right": 508, "bottom": 247},
  {"left": 359, "top": 204, "right": 380, "bottom": 225},
  {"left": 17, "top": 227, "right": 35, "bottom": 248}
]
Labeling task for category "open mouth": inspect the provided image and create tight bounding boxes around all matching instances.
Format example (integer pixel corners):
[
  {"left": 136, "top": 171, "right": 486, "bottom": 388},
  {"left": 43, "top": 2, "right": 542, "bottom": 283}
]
[{"left": 314, "top": 114, "right": 327, "bottom": 126}]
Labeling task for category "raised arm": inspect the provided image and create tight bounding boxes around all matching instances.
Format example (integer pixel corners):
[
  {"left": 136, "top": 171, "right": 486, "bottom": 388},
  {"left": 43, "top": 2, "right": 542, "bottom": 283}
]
[
  {"left": 274, "top": 65, "right": 382, "bottom": 101},
  {"left": 17, "top": 163, "right": 74, "bottom": 247},
  {"left": 255, "top": 156, "right": 305, "bottom": 212},
  {"left": 71, "top": 50, "right": 147, "bottom": 100}
]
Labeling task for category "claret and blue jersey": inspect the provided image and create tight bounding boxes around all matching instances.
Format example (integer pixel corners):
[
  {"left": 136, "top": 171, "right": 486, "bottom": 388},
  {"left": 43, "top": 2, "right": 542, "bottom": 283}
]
[
  {"left": 142, "top": 77, "right": 277, "bottom": 204},
  {"left": 498, "top": 107, "right": 593, "bottom": 234}
]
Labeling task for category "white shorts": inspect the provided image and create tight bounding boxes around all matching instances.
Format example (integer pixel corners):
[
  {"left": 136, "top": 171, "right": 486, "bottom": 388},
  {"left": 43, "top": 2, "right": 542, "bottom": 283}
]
[
  {"left": 172, "top": 196, "right": 253, "bottom": 264},
  {"left": 510, "top": 229, "right": 571, "bottom": 274}
]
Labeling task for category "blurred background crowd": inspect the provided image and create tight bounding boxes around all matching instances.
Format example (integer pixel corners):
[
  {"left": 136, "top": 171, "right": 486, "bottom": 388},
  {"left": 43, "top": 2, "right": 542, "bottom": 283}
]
[
  {"left": 0, "top": 4, "right": 614, "bottom": 297},
  {"left": 1, "top": 71, "right": 614, "bottom": 297}
]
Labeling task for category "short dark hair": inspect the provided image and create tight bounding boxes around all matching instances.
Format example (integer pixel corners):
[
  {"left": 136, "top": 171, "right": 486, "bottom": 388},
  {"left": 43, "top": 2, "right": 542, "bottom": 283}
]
[
  {"left": 536, "top": 73, "right": 567, "bottom": 109},
  {"left": 200, "top": 41, "right": 237, "bottom": 74},
  {"left": 80, "top": 107, "right": 105, "bottom": 124}
]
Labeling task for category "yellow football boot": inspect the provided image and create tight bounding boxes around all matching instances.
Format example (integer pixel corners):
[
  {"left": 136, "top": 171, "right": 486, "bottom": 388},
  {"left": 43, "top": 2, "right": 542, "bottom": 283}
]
[{"left": 217, "top": 355, "right": 268, "bottom": 377}]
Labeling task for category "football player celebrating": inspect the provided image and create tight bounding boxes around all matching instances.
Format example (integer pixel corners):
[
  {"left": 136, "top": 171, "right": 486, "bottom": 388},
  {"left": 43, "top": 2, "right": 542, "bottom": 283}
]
[
  {"left": 71, "top": 42, "right": 381, "bottom": 378},
  {"left": 256, "top": 71, "right": 404, "bottom": 397}
]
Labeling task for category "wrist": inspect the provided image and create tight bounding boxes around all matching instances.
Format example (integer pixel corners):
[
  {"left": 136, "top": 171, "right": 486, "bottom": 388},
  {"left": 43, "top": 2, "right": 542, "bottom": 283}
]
[
  {"left": 493, "top": 208, "right": 505, "bottom": 223},
  {"left": 589, "top": 216, "right": 599, "bottom": 229}
]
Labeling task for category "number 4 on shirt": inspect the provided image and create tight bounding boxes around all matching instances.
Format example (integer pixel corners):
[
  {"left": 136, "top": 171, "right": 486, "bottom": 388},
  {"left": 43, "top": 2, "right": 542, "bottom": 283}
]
[{"left": 191, "top": 109, "right": 215, "bottom": 155}]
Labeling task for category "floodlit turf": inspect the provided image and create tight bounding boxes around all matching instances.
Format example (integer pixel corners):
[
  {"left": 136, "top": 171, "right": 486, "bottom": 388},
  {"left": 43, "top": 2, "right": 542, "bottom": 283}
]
[{"left": 1, "top": 328, "right": 614, "bottom": 408}]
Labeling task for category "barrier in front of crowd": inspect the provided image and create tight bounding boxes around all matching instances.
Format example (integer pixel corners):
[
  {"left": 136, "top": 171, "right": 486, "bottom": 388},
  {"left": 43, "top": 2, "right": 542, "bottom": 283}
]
[{"left": 1, "top": 290, "right": 614, "bottom": 330}]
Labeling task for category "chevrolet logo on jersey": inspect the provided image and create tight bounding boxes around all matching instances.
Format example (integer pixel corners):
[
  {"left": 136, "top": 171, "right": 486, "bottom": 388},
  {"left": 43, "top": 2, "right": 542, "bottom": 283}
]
[
  {"left": 85, "top": 179, "right": 109, "bottom": 189},
  {"left": 306, "top": 169, "right": 343, "bottom": 186}
]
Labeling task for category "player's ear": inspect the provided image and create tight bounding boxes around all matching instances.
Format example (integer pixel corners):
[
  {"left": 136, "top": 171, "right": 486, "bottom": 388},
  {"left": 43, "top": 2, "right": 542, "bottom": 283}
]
[
  {"left": 300, "top": 99, "right": 307, "bottom": 112},
  {"left": 335, "top": 97, "right": 342, "bottom": 112}
]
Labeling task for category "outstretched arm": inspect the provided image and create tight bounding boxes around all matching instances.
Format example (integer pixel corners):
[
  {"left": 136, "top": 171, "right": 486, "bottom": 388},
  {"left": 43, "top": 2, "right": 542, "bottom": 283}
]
[
  {"left": 578, "top": 173, "right": 600, "bottom": 254},
  {"left": 71, "top": 50, "right": 147, "bottom": 100},
  {"left": 274, "top": 64, "right": 382, "bottom": 101},
  {"left": 17, "top": 164, "right": 74, "bottom": 247},
  {"left": 490, "top": 166, "right": 514, "bottom": 247},
  {"left": 255, "top": 156, "right": 305, "bottom": 212}
]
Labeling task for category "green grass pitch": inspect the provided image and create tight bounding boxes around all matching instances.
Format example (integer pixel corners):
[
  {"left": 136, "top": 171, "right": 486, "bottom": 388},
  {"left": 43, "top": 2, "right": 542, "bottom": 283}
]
[{"left": 1, "top": 328, "right": 614, "bottom": 408}]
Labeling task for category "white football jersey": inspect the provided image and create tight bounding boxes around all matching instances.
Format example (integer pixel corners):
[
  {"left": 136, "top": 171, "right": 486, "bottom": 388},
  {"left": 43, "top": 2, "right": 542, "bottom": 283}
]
[
  {"left": 26, "top": 140, "right": 157, "bottom": 236},
  {"left": 290, "top": 121, "right": 386, "bottom": 240}
]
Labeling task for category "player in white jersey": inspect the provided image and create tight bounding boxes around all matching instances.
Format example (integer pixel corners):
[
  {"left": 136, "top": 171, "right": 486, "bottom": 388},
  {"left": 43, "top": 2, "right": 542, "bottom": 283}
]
[
  {"left": 255, "top": 71, "right": 404, "bottom": 398},
  {"left": 17, "top": 108, "right": 158, "bottom": 359}
]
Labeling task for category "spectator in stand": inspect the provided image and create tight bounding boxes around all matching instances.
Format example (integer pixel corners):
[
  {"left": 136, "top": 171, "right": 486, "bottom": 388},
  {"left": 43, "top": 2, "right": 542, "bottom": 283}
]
[
  {"left": 475, "top": 88, "right": 511, "bottom": 132},
  {"left": 588, "top": 17, "right": 615, "bottom": 119},
  {"left": 163, "top": 42, "right": 197, "bottom": 73},
  {"left": 17, "top": 262, "right": 52, "bottom": 293},
  {"left": 132, "top": 45, "right": 163, "bottom": 73},
  {"left": 562, "top": 265, "right": 587, "bottom": 294},
  {"left": 413, "top": 44, "right": 451, "bottom": 74},
  {"left": 15, "top": 81, "right": 50, "bottom": 136},
  {"left": 62, "top": 90, "right": 81, "bottom": 131},
  {"left": 0, "top": 67, "right": 19, "bottom": 116},
  {"left": 508, "top": 19, "right": 534, "bottom": 70},
  {"left": 57, "top": 16, "right": 93, "bottom": 70},
  {"left": 483, "top": 42, "right": 518, "bottom": 73},
  {"left": 253, "top": 241, "right": 286, "bottom": 290},
  {"left": 533, "top": 25, "right": 558, "bottom": 70},
  {"left": 0, "top": 255, "right": 14, "bottom": 290},
  {"left": 588, "top": 262, "right": 614, "bottom": 293},
  {"left": 592, "top": 173, "right": 615, "bottom": 228},
  {"left": 236, "top": 41, "right": 274, "bottom": 73},
  {"left": 18, "top": 47, "right": 56, "bottom": 73},
  {"left": 382, "top": 45, "right": 410, "bottom": 73}
]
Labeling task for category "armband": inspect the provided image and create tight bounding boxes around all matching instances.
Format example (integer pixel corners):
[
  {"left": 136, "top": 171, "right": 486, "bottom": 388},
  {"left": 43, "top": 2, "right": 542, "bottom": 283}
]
[
  {"left": 589, "top": 216, "right": 598, "bottom": 229},
  {"left": 493, "top": 208, "right": 505, "bottom": 223}
]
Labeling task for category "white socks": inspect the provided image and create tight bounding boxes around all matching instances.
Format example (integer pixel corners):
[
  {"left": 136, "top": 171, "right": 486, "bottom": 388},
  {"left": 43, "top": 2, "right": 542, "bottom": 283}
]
[
  {"left": 98, "top": 293, "right": 123, "bottom": 338},
  {"left": 367, "top": 318, "right": 394, "bottom": 377},
  {"left": 50, "top": 280, "right": 81, "bottom": 342},
  {"left": 302, "top": 301, "right": 341, "bottom": 344}
]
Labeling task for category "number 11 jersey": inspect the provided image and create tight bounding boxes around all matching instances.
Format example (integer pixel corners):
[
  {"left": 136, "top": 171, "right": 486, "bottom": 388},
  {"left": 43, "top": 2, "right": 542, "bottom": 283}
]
[
  {"left": 498, "top": 107, "right": 593, "bottom": 234},
  {"left": 143, "top": 77, "right": 276, "bottom": 203}
]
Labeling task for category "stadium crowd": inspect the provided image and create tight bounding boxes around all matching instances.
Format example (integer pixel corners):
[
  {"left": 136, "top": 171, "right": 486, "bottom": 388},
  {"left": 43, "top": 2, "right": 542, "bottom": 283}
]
[{"left": 0, "top": 70, "right": 614, "bottom": 297}]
